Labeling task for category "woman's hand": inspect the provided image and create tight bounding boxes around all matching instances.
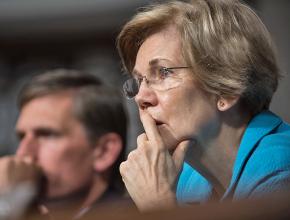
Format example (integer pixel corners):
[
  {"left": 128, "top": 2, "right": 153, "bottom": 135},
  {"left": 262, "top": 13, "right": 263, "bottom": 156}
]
[{"left": 120, "top": 111, "right": 189, "bottom": 212}]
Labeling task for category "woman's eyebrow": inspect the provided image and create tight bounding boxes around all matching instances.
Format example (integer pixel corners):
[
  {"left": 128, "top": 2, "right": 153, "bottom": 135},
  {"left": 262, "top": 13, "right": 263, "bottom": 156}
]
[
  {"left": 132, "top": 58, "right": 172, "bottom": 77},
  {"left": 149, "top": 58, "right": 171, "bottom": 66}
]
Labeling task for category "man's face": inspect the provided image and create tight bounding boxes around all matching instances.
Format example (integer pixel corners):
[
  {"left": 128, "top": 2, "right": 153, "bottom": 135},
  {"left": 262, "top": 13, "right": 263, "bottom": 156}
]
[
  {"left": 134, "top": 26, "right": 220, "bottom": 150},
  {"left": 16, "top": 92, "right": 95, "bottom": 198}
]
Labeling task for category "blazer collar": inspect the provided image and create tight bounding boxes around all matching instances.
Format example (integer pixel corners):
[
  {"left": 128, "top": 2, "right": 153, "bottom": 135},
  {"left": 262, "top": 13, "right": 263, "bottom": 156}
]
[{"left": 222, "top": 111, "right": 282, "bottom": 199}]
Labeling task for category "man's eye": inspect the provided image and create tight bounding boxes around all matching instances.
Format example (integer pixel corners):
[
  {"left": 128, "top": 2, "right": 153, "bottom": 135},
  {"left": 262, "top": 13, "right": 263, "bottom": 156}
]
[
  {"left": 36, "top": 130, "right": 61, "bottom": 138},
  {"left": 17, "top": 133, "right": 25, "bottom": 141},
  {"left": 158, "top": 67, "right": 173, "bottom": 79}
]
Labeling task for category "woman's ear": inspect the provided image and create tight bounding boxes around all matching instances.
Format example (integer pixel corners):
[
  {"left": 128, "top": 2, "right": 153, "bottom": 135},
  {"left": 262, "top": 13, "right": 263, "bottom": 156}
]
[
  {"left": 92, "top": 133, "right": 123, "bottom": 173},
  {"left": 217, "top": 96, "right": 239, "bottom": 111}
]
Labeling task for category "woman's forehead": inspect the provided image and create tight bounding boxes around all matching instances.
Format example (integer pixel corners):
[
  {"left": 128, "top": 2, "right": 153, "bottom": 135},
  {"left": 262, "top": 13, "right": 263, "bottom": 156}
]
[{"left": 134, "top": 31, "right": 184, "bottom": 73}]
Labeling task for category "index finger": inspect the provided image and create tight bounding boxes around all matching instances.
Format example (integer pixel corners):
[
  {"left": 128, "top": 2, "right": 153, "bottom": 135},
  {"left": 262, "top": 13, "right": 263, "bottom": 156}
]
[{"left": 139, "top": 110, "right": 164, "bottom": 148}]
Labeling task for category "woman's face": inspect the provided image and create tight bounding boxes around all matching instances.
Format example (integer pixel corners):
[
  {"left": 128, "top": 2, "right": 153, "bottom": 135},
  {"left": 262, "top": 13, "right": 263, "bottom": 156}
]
[{"left": 134, "top": 26, "right": 221, "bottom": 150}]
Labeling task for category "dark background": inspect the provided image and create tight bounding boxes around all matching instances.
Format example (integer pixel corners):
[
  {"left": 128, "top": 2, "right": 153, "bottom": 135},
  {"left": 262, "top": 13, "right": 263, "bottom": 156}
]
[{"left": 0, "top": 0, "right": 289, "bottom": 155}]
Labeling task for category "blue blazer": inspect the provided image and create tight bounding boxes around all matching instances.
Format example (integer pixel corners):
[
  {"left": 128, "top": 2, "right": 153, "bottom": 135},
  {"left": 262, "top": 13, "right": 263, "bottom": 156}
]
[{"left": 177, "top": 111, "right": 290, "bottom": 203}]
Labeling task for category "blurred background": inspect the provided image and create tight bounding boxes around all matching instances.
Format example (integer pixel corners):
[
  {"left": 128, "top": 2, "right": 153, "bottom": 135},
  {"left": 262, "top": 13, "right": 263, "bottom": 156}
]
[{"left": 0, "top": 0, "right": 289, "bottom": 156}]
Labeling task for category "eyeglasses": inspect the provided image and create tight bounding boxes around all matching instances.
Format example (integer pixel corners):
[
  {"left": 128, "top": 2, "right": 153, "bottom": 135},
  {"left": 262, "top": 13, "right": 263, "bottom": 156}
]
[{"left": 123, "top": 66, "right": 190, "bottom": 99}]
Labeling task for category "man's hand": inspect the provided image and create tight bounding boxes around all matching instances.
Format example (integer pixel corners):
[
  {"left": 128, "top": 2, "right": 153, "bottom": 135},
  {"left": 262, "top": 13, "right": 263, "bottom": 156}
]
[
  {"left": 120, "top": 111, "right": 189, "bottom": 212},
  {"left": 0, "top": 156, "right": 42, "bottom": 194}
]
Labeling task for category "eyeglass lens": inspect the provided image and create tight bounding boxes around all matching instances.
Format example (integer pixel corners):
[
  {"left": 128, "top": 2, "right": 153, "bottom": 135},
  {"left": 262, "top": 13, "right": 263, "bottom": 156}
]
[{"left": 123, "top": 78, "right": 139, "bottom": 98}]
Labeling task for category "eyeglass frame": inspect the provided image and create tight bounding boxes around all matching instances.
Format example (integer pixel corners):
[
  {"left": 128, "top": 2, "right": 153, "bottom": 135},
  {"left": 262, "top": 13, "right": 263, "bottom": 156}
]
[{"left": 123, "top": 66, "right": 190, "bottom": 99}]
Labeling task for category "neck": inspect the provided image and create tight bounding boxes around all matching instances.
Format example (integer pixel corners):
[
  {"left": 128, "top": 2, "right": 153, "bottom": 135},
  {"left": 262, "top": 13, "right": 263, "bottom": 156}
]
[
  {"left": 80, "top": 173, "right": 110, "bottom": 210},
  {"left": 185, "top": 110, "right": 250, "bottom": 197},
  {"left": 40, "top": 174, "right": 110, "bottom": 217}
]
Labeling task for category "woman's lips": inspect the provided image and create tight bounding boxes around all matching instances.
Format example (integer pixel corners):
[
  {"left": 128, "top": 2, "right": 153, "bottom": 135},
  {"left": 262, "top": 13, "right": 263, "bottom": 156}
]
[{"left": 154, "top": 119, "right": 164, "bottom": 126}]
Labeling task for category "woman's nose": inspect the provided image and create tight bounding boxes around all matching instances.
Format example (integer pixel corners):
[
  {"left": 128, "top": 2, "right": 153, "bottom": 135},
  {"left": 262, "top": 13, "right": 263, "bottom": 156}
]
[{"left": 135, "top": 81, "right": 158, "bottom": 110}]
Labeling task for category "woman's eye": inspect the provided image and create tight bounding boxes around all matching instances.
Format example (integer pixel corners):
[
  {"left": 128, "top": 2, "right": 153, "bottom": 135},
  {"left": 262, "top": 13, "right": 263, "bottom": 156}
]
[{"left": 159, "top": 67, "right": 173, "bottom": 79}]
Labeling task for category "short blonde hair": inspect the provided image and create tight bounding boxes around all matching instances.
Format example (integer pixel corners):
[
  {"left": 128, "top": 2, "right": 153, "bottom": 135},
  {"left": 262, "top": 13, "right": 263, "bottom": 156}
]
[{"left": 117, "top": 0, "right": 280, "bottom": 115}]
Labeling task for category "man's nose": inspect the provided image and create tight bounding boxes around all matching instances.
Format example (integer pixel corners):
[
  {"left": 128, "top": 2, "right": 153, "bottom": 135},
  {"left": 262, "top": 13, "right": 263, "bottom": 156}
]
[
  {"left": 135, "top": 81, "right": 158, "bottom": 110},
  {"left": 16, "top": 134, "right": 38, "bottom": 161}
]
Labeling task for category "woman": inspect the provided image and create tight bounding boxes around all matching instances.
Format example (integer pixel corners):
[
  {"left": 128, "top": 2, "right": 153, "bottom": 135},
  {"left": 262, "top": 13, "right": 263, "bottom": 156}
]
[{"left": 117, "top": 0, "right": 290, "bottom": 211}]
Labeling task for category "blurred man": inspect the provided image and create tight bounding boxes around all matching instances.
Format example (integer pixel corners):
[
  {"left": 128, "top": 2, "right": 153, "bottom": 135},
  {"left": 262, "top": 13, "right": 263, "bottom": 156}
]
[{"left": 0, "top": 69, "right": 127, "bottom": 218}]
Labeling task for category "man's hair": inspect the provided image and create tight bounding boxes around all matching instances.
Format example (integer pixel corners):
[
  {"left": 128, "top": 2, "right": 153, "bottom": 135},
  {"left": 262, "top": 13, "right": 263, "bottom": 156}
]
[
  {"left": 18, "top": 69, "right": 127, "bottom": 193},
  {"left": 117, "top": 0, "right": 280, "bottom": 116}
]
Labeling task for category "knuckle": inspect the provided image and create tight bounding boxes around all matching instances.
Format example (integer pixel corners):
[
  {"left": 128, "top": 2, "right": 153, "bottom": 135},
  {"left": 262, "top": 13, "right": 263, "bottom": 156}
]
[
  {"left": 119, "top": 161, "right": 127, "bottom": 175},
  {"left": 137, "top": 133, "right": 147, "bottom": 144},
  {"left": 1, "top": 156, "right": 12, "bottom": 163},
  {"left": 137, "top": 144, "right": 148, "bottom": 154},
  {"left": 127, "top": 149, "right": 138, "bottom": 160}
]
